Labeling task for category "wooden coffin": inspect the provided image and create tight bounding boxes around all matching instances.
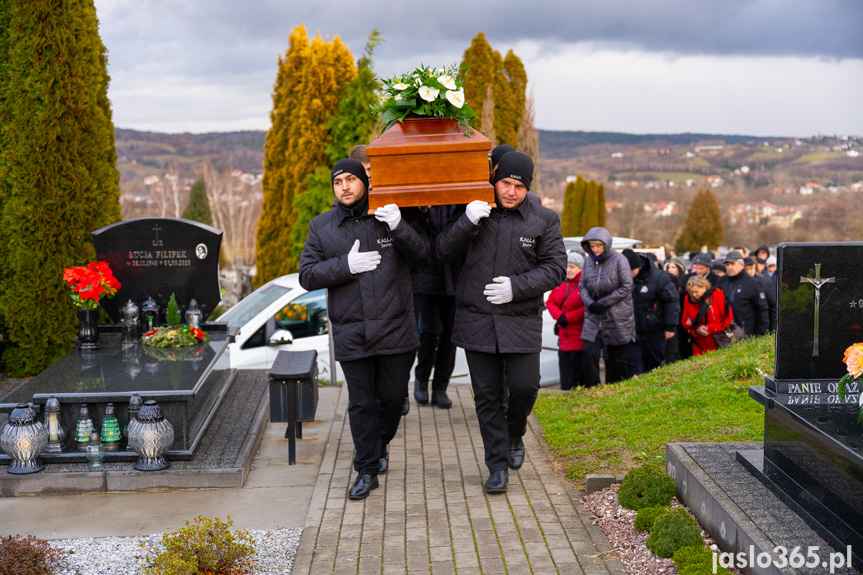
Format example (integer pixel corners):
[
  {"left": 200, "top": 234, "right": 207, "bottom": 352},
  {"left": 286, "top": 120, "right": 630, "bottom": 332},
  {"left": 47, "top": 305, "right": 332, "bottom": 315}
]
[{"left": 365, "top": 118, "right": 494, "bottom": 210}]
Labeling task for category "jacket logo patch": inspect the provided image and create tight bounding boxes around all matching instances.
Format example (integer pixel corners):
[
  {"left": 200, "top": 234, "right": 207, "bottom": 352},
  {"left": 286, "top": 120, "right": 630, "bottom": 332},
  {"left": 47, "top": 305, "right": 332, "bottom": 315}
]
[
  {"left": 520, "top": 236, "right": 536, "bottom": 248},
  {"left": 377, "top": 237, "right": 393, "bottom": 249},
  {"left": 640, "top": 286, "right": 649, "bottom": 293}
]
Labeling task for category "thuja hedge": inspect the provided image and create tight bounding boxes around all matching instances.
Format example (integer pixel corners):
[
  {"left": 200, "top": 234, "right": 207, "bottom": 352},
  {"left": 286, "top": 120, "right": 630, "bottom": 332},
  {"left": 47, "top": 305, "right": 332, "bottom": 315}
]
[{"left": 0, "top": 0, "right": 121, "bottom": 376}]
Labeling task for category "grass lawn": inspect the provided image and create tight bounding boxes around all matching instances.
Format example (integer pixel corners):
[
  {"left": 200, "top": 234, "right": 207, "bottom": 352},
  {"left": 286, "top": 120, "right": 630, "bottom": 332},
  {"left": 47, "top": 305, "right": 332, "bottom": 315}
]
[{"left": 533, "top": 334, "right": 774, "bottom": 488}]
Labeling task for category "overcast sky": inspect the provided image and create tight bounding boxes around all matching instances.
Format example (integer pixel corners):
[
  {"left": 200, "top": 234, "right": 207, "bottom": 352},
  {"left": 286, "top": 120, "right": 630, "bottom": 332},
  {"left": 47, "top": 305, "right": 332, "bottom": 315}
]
[{"left": 93, "top": 0, "right": 863, "bottom": 138}]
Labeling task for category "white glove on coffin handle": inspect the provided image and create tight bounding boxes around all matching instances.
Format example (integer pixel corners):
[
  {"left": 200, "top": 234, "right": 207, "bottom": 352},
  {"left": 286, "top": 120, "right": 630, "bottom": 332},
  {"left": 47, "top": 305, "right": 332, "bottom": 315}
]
[
  {"left": 374, "top": 203, "right": 402, "bottom": 230},
  {"left": 483, "top": 276, "right": 513, "bottom": 305},
  {"left": 465, "top": 200, "right": 491, "bottom": 225},
  {"left": 347, "top": 239, "right": 381, "bottom": 274}
]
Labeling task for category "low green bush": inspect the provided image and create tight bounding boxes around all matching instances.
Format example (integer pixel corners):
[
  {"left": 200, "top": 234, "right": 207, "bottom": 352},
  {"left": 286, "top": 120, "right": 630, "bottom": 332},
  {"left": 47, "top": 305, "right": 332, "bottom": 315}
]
[
  {"left": 618, "top": 463, "right": 676, "bottom": 510},
  {"left": 142, "top": 515, "right": 255, "bottom": 575},
  {"left": 633, "top": 505, "right": 670, "bottom": 532},
  {"left": 645, "top": 508, "right": 703, "bottom": 558},
  {"left": 673, "top": 544, "right": 713, "bottom": 569},
  {"left": 0, "top": 534, "right": 64, "bottom": 575}
]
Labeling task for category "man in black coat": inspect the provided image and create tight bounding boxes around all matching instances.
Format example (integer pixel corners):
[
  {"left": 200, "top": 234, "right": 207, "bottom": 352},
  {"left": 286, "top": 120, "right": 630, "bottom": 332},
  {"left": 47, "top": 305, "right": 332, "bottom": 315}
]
[
  {"left": 715, "top": 251, "right": 768, "bottom": 336},
  {"left": 437, "top": 152, "right": 566, "bottom": 494},
  {"left": 622, "top": 250, "right": 680, "bottom": 376},
  {"left": 299, "top": 159, "right": 432, "bottom": 500},
  {"left": 745, "top": 256, "right": 777, "bottom": 332}
]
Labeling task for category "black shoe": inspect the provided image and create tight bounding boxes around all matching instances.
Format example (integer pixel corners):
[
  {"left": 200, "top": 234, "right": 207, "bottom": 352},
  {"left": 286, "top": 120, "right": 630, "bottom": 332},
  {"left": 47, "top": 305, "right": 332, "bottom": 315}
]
[
  {"left": 401, "top": 397, "right": 410, "bottom": 416},
  {"left": 484, "top": 469, "right": 508, "bottom": 493},
  {"left": 414, "top": 380, "right": 429, "bottom": 404},
  {"left": 431, "top": 390, "right": 452, "bottom": 409},
  {"left": 507, "top": 435, "right": 525, "bottom": 470},
  {"left": 348, "top": 474, "right": 379, "bottom": 500},
  {"left": 379, "top": 450, "right": 388, "bottom": 474}
]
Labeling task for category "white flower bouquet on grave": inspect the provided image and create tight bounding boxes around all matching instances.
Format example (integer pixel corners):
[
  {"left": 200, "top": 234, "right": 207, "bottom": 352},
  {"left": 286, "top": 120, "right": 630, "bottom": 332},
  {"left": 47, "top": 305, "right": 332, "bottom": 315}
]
[
  {"left": 370, "top": 63, "right": 476, "bottom": 133},
  {"left": 837, "top": 342, "right": 863, "bottom": 426}
]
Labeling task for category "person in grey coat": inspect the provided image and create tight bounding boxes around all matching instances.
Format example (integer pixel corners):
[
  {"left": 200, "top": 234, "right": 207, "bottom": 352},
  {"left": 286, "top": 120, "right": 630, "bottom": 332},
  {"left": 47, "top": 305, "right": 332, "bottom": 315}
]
[
  {"left": 299, "top": 159, "right": 432, "bottom": 500},
  {"left": 580, "top": 227, "right": 635, "bottom": 386},
  {"left": 437, "top": 151, "right": 566, "bottom": 494}
]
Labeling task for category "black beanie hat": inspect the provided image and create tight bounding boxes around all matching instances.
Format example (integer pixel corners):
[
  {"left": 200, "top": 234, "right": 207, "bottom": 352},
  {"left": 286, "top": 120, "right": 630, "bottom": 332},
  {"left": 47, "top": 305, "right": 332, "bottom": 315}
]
[
  {"left": 622, "top": 248, "right": 642, "bottom": 270},
  {"left": 331, "top": 158, "right": 369, "bottom": 191},
  {"left": 490, "top": 144, "right": 516, "bottom": 168},
  {"left": 493, "top": 151, "right": 534, "bottom": 190}
]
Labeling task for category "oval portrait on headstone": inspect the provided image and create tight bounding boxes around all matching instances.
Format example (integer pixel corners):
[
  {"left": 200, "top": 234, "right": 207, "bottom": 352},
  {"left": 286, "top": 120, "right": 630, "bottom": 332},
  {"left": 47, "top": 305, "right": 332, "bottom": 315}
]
[{"left": 195, "top": 243, "right": 208, "bottom": 260}]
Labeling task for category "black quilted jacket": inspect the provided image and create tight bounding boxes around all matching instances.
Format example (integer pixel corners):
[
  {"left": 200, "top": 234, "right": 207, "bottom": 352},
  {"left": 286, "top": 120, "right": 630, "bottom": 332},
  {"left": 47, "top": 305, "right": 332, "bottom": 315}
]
[
  {"left": 436, "top": 200, "right": 566, "bottom": 354},
  {"left": 298, "top": 200, "right": 432, "bottom": 361}
]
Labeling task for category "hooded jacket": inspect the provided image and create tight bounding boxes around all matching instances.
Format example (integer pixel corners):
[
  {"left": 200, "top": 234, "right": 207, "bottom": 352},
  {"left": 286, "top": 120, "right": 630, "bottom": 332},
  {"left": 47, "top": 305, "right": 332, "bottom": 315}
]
[
  {"left": 436, "top": 198, "right": 566, "bottom": 354},
  {"left": 579, "top": 227, "right": 635, "bottom": 346},
  {"left": 298, "top": 198, "right": 432, "bottom": 361}
]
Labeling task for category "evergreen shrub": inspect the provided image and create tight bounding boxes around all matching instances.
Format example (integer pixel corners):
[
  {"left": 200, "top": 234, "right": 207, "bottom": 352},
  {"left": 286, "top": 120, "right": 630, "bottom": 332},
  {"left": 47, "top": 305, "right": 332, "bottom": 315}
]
[
  {"left": 645, "top": 508, "right": 703, "bottom": 558},
  {"left": 617, "top": 463, "right": 676, "bottom": 510},
  {"left": 633, "top": 504, "right": 670, "bottom": 532},
  {"left": 142, "top": 516, "right": 254, "bottom": 575}
]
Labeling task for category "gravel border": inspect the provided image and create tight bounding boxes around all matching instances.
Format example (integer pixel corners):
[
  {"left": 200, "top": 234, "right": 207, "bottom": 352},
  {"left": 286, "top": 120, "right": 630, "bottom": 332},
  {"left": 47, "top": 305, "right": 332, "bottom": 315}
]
[
  {"left": 582, "top": 483, "right": 741, "bottom": 575},
  {"left": 48, "top": 527, "right": 302, "bottom": 575}
]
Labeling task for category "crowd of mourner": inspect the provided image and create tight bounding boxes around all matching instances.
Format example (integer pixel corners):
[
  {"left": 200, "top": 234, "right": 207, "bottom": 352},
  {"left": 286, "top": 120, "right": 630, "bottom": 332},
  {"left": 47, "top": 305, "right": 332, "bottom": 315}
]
[{"left": 298, "top": 142, "right": 776, "bottom": 500}]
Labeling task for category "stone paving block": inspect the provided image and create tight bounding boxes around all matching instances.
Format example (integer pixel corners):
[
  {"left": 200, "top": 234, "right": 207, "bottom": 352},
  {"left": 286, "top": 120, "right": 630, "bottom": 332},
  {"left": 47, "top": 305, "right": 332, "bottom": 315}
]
[
  {"left": 479, "top": 556, "right": 506, "bottom": 573},
  {"left": 430, "top": 561, "right": 456, "bottom": 575}
]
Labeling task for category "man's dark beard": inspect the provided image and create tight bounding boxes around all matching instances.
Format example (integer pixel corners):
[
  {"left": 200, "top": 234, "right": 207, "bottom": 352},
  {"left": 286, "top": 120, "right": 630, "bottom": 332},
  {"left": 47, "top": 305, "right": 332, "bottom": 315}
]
[{"left": 337, "top": 188, "right": 367, "bottom": 209}]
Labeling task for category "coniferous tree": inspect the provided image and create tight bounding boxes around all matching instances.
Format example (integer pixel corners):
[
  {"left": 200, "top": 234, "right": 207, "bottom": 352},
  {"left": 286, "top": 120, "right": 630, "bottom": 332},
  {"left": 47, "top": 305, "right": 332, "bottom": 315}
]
[
  {"left": 461, "top": 33, "right": 496, "bottom": 130},
  {"left": 597, "top": 182, "right": 607, "bottom": 228},
  {"left": 0, "top": 0, "right": 121, "bottom": 375},
  {"left": 582, "top": 180, "right": 600, "bottom": 233},
  {"left": 675, "top": 189, "right": 725, "bottom": 253},
  {"left": 561, "top": 181, "right": 578, "bottom": 236},
  {"left": 517, "top": 90, "right": 538, "bottom": 192},
  {"left": 255, "top": 26, "right": 356, "bottom": 285},
  {"left": 480, "top": 84, "right": 496, "bottom": 144},
  {"left": 182, "top": 175, "right": 212, "bottom": 226},
  {"left": 256, "top": 26, "right": 311, "bottom": 286}
]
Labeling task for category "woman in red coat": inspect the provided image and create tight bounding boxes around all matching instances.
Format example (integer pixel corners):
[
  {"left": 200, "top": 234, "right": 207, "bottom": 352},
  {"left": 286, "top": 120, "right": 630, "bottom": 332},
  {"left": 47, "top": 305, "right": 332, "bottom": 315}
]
[
  {"left": 681, "top": 276, "right": 733, "bottom": 356},
  {"left": 546, "top": 252, "right": 586, "bottom": 389}
]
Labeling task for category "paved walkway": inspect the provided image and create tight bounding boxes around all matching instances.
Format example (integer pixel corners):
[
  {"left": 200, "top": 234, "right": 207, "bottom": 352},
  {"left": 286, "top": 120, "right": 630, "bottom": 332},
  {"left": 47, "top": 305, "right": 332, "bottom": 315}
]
[{"left": 293, "top": 384, "right": 624, "bottom": 575}]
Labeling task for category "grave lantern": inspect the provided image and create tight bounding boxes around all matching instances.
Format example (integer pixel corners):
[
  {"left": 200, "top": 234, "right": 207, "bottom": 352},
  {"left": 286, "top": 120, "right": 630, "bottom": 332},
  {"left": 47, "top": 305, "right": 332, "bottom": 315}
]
[
  {"left": 142, "top": 297, "right": 160, "bottom": 330},
  {"left": 85, "top": 431, "right": 105, "bottom": 468},
  {"left": 127, "top": 400, "right": 174, "bottom": 471},
  {"left": 125, "top": 395, "right": 143, "bottom": 450},
  {"left": 185, "top": 299, "right": 202, "bottom": 328},
  {"left": 74, "top": 404, "right": 95, "bottom": 451},
  {"left": 1, "top": 403, "right": 49, "bottom": 474},
  {"left": 121, "top": 299, "right": 140, "bottom": 341},
  {"left": 100, "top": 403, "right": 122, "bottom": 450},
  {"left": 43, "top": 396, "right": 67, "bottom": 454}
]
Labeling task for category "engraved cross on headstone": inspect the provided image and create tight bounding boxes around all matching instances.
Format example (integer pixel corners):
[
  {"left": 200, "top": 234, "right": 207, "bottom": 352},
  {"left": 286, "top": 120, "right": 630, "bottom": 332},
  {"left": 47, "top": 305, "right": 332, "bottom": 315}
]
[
  {"left": 152, "top": 224, "right": 163, "bottom": 247},
  {"left": 800, "top": 263, "right": 835, "bottom": 358}
]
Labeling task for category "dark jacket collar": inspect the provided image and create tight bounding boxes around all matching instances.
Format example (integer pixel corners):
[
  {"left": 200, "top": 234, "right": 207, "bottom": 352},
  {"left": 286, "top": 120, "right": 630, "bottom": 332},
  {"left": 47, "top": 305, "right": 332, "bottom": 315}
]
[
  {"left": 493, "top": 197, "right": 531, "bottom": 219},
  {"left": 335, "top": 196, "right": 371, "bottom": 225}
]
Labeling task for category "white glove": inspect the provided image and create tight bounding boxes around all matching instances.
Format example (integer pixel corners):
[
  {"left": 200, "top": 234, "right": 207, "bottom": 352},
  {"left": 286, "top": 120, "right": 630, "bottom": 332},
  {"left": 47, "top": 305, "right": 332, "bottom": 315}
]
[
  {"left": 374, "top": 204, "right": 401, "bottom": 230},
  {"left": 465, "top": 200, "right": 491, "bottom": 225},
  {"left": 347, "top": 239, "right": 381, "bottom": 274},
  {"left": 484, "top": 276, "right": 513, "bottom": 305}
]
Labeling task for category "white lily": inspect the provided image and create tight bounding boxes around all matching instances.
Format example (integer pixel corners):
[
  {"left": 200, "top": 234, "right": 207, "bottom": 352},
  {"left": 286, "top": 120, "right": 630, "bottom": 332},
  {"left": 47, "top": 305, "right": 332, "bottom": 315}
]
[
  {"left": 392, "top": 81, "right": 408, "bottom": 90},
  {"left": 439, "top": 74, "right": 457, "bottom": 90},
  {"left": 418, "top": 85, "right": 440, "bottom": 102},
  {"left": 445, "top": 89, "right": 465, "bottom": 109}
]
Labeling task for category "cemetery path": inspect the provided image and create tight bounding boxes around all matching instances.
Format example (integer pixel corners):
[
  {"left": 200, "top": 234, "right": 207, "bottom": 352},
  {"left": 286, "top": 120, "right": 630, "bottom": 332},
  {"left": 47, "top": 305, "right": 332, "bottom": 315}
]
[{"left": 293, "top": 383, "right": 624, "bottom": 575}]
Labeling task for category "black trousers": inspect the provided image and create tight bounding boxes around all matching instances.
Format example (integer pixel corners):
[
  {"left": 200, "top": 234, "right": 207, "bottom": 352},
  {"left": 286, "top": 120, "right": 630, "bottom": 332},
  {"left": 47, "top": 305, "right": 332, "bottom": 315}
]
[
  {"left": 414, "top": 294, "right": 457, "bottom": 391},
  {"left": 624, "top": 337, "right": 667, "bottom": 376},
  {"left": 584, "top": 337, "right": 628, "bottom": 386},
  {"left": 558, "top": 350, "right": 584, "bottom": 390},
  {"left": 341, "top": 351, "right": 414, "bottom": 475},
  {"left": 465, "top": 350, "right": 540, "bottom": 473}
]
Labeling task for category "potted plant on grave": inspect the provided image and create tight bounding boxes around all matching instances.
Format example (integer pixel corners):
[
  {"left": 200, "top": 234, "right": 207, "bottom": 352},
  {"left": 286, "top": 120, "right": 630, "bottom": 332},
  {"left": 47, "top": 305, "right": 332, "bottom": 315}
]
[
  {"left": 142, "top": 293, "right": 209, "bottom": 362},
  {"left": 365, "top": 64, "right": 493, "bottom": 210},
  {"left": 837, "top": 343, "right": 863, "bottom": 427},
  {"left": 63, "top": 261, "right": 122, "bottom": 350}
]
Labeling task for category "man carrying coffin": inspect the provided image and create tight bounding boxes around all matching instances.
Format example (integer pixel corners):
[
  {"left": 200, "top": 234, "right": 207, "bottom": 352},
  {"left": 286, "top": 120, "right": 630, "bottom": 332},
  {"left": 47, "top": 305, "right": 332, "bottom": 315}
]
[
  {"left": 299, "top": 159, "right": 432, "bottom": 500},
  {"left": 436, "top": 151, "right": 566, "bottom": 493}
]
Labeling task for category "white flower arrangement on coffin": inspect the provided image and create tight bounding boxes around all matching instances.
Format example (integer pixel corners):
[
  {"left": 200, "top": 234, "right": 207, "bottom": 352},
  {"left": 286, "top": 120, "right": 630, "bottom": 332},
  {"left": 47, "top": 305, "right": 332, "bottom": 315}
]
[{"left": 370, "top": 63, "right": 477, "bottom": 134}]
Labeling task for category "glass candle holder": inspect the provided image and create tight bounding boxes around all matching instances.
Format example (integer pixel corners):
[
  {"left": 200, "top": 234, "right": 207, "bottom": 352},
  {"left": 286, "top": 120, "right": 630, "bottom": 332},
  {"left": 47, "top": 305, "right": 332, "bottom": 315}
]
[
  {"left": 85, "top": 431, "right": 105, "bottom": 468},
  {"left": 43, "top": 396, "right": 67, "bottom": 454}
]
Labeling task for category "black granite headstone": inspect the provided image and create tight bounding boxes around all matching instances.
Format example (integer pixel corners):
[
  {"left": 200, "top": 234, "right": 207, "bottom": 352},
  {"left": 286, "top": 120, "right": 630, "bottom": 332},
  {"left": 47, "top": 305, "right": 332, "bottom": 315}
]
[
  {"left": 775, "top": 242, "right": 863, "bottom": 382},
  {"left": 92, "top": 218, "right": 222, "bottom": 323}
]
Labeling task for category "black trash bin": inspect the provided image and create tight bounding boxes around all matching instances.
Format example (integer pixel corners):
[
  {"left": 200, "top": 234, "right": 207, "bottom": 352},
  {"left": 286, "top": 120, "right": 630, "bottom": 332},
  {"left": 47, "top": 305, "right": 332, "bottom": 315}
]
[{"left": 268, "top": 350, "right": 318, "bottom": 464}]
